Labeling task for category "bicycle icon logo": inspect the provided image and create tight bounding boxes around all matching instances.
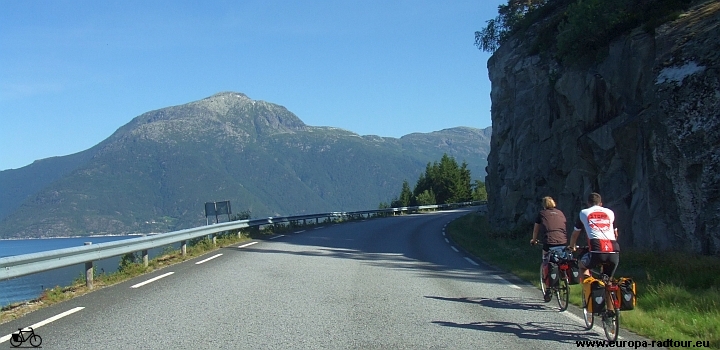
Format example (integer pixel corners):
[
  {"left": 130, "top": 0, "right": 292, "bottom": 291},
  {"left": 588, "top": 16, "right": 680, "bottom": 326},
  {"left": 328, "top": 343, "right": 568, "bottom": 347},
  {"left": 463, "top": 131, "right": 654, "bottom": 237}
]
[{"left": 9, "top": 327, "right": 42, "bottom": 348}]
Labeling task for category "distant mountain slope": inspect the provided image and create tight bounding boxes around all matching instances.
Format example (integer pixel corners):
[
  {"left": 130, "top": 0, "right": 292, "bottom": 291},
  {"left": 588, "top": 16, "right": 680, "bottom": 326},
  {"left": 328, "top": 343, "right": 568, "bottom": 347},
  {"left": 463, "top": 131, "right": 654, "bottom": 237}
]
[{"left": 0, "top": 92, "right": 490, "bottom": 238}]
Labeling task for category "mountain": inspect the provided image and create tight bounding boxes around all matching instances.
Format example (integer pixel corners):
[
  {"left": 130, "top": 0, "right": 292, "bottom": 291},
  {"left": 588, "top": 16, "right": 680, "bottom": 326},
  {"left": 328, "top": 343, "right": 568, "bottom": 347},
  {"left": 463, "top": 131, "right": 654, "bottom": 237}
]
[{"left": 0, "top": 92, "right": 490, "bottom": 238}]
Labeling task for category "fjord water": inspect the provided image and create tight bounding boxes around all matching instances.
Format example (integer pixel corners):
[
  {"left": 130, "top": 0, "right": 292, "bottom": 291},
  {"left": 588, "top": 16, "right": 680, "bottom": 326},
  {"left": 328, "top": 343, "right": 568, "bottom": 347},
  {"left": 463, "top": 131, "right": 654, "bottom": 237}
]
[{"left": 0, "top": 236, "right": 179, "bottom": 308}]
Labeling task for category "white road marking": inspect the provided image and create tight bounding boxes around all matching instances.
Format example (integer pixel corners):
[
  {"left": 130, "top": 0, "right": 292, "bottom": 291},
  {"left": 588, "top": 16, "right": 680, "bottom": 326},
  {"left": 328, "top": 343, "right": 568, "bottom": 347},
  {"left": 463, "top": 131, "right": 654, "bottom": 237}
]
[
  {"left": 269, "top": 235, "right": 285, "bottom": 240},
  {"left": 195, "top": 253, "right": 223, "bottom": 265},
  {"left": 238, "top": 242, "right": 258, "bottom": 248},
  {"left": 492, "top": 275, "right": 522, "bottom": 289},
  {"left": 451, "top": 246, "right": 459, "bottom": 252},
  {"left": 464, "top": 257, "right": 479, "bottom": 266},
  {"left": 130, "top": 272, "right": 175, "bottom": 288},
  {"left": 314, "top": 227, "right": 323, "bottom": 230},
  {"left": 294, "top": 230, "right": 305, "bottom": 234},
  {"left": 0, "top": 307, "right": 85, "bottom": 343},
  {"left": 444, "top": 238, "right": 449, "bottom": 243}
]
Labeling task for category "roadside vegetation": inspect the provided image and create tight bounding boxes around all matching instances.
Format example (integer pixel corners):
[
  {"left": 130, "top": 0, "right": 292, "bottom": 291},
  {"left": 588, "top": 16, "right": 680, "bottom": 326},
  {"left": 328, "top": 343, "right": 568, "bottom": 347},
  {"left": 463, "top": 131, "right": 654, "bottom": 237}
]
[
  {"left": 476, "top": 0, "right": 697, "bottom": 63},
  {"left": 447, "top": 212, "right": 720, "bottom": 349},
  {"left": 380, "top": 153, "right": 487, "bottom": 209}
]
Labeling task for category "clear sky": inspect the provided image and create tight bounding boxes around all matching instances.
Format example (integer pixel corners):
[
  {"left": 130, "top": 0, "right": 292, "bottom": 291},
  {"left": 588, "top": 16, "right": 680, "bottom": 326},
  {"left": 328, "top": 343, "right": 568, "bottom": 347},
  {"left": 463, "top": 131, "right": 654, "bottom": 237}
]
[{"left": 0, "top": 0, "right": 503, "bottom": 171}]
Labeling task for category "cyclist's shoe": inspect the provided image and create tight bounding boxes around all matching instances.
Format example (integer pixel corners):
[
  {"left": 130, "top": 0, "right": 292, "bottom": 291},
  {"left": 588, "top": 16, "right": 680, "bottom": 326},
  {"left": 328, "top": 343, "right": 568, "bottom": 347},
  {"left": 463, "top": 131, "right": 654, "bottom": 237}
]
[{"left": 543, "top": 290, "right": 552, "bottom": 302}]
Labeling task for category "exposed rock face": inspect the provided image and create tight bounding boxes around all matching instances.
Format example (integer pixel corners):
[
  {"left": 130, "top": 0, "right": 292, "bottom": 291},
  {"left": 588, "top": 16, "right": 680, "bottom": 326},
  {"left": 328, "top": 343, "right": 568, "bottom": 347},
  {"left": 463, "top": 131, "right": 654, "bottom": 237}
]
[{"left": 485, "top": 1, "right": 720, "bottom": 255}]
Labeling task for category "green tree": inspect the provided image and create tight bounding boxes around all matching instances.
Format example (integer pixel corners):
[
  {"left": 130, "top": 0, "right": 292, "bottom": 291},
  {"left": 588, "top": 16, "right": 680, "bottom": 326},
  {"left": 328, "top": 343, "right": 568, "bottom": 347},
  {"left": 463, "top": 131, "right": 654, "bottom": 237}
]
[
  {"left": 390, "top": 196, "right": 402, "bottom": 208},
  {"left": 472, "top": 180, "right": 488, "bottom": 201},
  {"left": 475, "top": 0, "right": 550, "bottom": 53},
  {"left": 231, "top": 210, "right": 252, "bottom": 221},
  {"left": 399, "top": 180, "right": 413, "bottom": 207},
  {"left": 415, "top": 189, "right": 436, "bottom": 206},
  {"left": 413, "top": 154, "right": 472, "bottom": 205}
]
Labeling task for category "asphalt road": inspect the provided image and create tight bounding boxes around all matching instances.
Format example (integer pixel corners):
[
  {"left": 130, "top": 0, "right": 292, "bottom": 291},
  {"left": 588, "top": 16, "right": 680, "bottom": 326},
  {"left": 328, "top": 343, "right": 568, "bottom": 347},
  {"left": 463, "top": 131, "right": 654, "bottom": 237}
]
[{"left": 0, "top": 208, "right": 655, "bottom": 349}]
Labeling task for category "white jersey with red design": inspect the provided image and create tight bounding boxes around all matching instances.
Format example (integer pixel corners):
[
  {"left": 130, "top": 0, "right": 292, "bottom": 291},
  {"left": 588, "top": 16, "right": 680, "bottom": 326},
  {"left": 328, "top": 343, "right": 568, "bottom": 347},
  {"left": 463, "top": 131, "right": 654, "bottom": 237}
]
[{"left": 574, "top": 205, "right": 620, "bottom": 253}]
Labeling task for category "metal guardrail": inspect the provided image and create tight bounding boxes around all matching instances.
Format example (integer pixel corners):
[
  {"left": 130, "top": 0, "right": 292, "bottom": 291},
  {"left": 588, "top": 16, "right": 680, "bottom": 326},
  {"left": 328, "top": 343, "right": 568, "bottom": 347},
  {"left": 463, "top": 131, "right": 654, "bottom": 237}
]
[{"left": 0, "top": 201, "right": 483, "bottom": 286}]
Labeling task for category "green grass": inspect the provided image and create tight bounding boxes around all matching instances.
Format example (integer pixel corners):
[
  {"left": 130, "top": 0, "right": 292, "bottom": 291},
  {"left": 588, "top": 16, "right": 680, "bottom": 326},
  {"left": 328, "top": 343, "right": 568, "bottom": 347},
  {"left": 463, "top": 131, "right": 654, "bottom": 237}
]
[{"left": 447, "top": 212, "right": 720, "bottom": 349}]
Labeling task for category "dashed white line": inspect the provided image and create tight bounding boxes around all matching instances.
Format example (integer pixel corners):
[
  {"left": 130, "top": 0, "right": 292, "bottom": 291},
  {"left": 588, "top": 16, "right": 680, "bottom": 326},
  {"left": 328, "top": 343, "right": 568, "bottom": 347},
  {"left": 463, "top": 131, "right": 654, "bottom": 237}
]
[
  {"left": 130, "top": 272, "right": 175, "bottom": 288},
  {"left": 0, "top": 306, "right": 85, "bottom": 343},
  {"left": 444, "top": 238, "right": 449, "bottom": 243},
  {"left": 451, "top": 246, "right": 459, "bottom": 252},
  {"left": 492, "top": 275, "right": 522, "bottom": 289},
  {"left": 238, "top": 242, "right": 258, "bottom": 248},
  {"left": 314, "top": 227, "right": 323, "bottom": 230},
  {"left": 464, "top": 257, "right": 479, "bottom": 266},
  {"left": 269, "top": 234, "right": 285, "bottom": 240},
  {"left": 195, "top": 253, "right": 223, "bottom": 265},
  {"left": 294, "top": 230, "right": 305, "bottom": 234}
]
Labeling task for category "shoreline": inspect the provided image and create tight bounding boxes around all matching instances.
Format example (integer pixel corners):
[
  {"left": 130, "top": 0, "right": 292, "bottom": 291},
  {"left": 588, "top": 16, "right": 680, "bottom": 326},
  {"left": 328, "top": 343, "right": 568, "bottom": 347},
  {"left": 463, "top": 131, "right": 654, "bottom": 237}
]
[{"left": 0, "top": 233, "right": 160, "bottom": 241}]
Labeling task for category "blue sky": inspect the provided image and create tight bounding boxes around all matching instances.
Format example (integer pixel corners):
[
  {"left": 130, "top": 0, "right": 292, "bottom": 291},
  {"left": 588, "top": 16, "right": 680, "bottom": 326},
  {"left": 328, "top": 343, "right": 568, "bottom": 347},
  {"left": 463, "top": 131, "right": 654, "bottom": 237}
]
[{"left": 0, "top": 0, "right": 503, "bottom": 171}]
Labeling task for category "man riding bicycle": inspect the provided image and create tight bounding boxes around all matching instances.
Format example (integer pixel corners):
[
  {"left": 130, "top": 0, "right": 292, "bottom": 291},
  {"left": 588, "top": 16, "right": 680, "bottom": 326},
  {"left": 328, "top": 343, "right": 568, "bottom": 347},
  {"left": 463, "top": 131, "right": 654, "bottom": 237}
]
[{"left": 568, "top": 192, "right": 620, "bottom": 283}]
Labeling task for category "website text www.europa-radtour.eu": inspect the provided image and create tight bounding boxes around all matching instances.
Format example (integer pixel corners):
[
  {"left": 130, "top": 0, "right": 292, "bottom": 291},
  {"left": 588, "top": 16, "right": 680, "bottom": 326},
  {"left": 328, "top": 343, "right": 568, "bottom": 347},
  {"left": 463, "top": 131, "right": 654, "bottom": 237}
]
[{"left": 575, "top": 339, "right": 712, "bottom": 348}]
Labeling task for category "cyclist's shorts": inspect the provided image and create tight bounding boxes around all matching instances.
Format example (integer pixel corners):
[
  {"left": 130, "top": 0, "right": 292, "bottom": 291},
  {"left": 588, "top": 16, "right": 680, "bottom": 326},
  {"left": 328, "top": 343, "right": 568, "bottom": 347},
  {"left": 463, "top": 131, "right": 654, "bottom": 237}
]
[
  {"left": 543, "top": 243, "right": 566, "bottom": 252},
  {"left": 580, "top": 252, "right": 619, "bottom": 276},
  {"left": 543, "top": 245, "right": 566, "bottom": 262}
]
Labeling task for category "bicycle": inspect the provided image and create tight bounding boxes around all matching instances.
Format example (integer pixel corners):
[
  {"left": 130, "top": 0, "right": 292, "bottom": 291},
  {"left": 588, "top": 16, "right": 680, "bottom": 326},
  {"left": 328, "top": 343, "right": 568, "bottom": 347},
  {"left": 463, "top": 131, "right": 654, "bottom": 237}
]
[
  {"left": 574, "top": 247, "right": 621, "bottom": 342},
  {"left": 535, "top": 245, "right": 573, "bottom": 312},
  {"left": 10, "top": 326, "right": 42, "bottom": 348}
]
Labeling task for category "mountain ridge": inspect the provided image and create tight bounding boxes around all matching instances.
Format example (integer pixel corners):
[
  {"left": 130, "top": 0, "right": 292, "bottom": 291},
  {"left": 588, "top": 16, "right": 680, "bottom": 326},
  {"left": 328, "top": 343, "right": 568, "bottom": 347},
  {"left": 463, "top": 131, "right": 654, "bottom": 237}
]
[{"left": 0, "top": 92, "right": 490, "bottom": 238}]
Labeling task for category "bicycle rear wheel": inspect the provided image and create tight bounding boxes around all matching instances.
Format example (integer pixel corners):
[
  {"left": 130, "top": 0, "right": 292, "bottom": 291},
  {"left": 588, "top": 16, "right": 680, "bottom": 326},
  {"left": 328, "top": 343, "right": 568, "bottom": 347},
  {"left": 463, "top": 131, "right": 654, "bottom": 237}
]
[
  {"left": 556, "top": 277, "right": 569, "bottom": 311},
  {"left": 603, "top": 310, "right": 619, "bottom": 341},
  {"left": 581, "top": 288, "right": 594, "bottom": 329},
  {"left": 9, "top": 336, "right": 21, "bottom": 348}
]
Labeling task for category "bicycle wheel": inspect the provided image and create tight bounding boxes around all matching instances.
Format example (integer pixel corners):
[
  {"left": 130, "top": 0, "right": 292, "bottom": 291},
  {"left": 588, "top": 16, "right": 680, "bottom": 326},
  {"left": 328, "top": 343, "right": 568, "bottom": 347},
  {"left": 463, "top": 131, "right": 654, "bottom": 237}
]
[
  {"left": 603, "top": 309, "right": 620, "bottom": 341},
  {"left": 9, "top": 335, "right": 21, "bottom": 347},
  {"left": 539, "top": 264, "right": 548, "bottom": 300},
  {"left": 581, "top": 288, "right": 594, "bottom": 330},
  {"left": 30, "top": 334, "right": 43, "bottom": 347},
  {"left": 556, "top": 277, "right": 569, "bottom": 311}
]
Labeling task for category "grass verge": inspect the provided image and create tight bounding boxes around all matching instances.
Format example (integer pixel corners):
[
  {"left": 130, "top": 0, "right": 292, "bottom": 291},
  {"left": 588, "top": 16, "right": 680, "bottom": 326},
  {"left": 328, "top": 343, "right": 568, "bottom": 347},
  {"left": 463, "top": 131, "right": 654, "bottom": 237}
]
[{"left": 447, "top": 212, "right": 719, "bottom": 349}]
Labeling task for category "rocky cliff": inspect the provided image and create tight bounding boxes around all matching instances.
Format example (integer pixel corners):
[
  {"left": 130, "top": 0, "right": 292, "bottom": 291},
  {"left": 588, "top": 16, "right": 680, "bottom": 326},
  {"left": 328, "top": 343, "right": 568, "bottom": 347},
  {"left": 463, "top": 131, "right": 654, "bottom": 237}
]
[{"left": 485, "top": 1, "right": 719, "bottom": 255}]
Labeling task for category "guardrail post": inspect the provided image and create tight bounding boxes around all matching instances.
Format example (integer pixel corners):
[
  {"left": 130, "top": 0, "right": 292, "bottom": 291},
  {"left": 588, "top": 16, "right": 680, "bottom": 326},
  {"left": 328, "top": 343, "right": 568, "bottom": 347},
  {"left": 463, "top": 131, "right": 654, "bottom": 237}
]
[
  {"left": 181, "top": 240, "right": 187, "bottom": 257},
  {"left": 142, "top": 249, "right": 149, "bottom": 267},
  {"left": 84, "top": 242, "right": 94, "bottom": 289},
  {"left": 212, "top": 233, "right": 217, "bottom": 246}
]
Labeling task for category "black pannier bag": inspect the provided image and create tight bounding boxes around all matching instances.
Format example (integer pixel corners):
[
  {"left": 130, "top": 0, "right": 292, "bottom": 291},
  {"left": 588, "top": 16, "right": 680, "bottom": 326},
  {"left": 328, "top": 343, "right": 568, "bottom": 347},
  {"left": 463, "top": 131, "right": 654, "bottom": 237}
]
[
  {"left": 565, "top": 259, "right": 580, "bottom": 285},
  {"left": 546, "top": 262, "right": 560, "bottom": 287},
  {"left": 589, "top": 280, "right": 606, "bottom": 313},
  {"left": 618, "top": 277, "right": 636, "bottom": 310}
]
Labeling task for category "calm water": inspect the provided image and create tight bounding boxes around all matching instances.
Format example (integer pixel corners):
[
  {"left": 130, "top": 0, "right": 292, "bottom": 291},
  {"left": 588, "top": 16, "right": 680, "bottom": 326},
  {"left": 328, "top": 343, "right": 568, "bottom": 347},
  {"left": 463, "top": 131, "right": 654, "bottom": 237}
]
[{"left": 0, "top": 236, "right": 181, "bottom": 308}]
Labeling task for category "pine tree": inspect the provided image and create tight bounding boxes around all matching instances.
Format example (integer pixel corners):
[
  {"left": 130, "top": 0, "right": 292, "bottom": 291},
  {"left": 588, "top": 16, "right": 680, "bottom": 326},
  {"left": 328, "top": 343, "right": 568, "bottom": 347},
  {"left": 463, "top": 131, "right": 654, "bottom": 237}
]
[{"left": 399, "top": 180, "right": 413, "bottom": 207}]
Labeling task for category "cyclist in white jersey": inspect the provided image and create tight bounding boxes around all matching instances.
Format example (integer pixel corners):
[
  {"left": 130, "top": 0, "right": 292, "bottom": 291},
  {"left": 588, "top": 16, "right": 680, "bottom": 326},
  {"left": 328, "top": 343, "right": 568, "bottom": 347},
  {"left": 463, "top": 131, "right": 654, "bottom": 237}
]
[{"left": 568, "top": 192, "right": 619, "bottom": 283}]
